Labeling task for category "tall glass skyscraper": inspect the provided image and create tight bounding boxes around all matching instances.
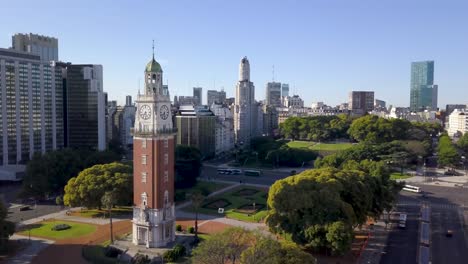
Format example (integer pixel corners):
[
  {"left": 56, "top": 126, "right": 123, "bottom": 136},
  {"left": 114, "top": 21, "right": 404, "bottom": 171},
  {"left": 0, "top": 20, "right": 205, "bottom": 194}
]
[{"left": 410, "top": 61, "right": 438, "bottom": 112}]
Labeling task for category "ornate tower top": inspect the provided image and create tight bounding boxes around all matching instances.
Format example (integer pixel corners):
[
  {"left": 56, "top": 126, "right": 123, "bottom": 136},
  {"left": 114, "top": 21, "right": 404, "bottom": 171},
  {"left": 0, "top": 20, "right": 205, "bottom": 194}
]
[
  {"left": 239, "top": 56, "right": 250, "bottom": 82},
  {"left": 145, "top": 41, "right": 162, "bottom": 73}
]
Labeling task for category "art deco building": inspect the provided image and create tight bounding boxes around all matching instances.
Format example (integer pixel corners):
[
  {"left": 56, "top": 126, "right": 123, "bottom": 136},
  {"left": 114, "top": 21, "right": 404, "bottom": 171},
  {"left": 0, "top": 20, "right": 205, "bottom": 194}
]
[{"left": 234, "top": 57, "right": 261, "bottom": 146}]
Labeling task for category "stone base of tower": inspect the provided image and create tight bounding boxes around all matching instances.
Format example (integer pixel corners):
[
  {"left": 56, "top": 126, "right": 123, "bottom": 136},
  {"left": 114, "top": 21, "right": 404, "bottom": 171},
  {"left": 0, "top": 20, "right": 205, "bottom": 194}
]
[{"left": 132, "top": 206, "right": 176, "bottom": 248}]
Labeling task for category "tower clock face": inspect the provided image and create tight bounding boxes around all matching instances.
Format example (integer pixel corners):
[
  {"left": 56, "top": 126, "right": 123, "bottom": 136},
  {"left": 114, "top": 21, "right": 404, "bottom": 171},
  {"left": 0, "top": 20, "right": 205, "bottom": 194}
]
[
  {"left": 139, "top": 105, "right": 152, "bottom": 120},
  {"left": 160, "top": 105, "right": 170, "bottom": 120}
]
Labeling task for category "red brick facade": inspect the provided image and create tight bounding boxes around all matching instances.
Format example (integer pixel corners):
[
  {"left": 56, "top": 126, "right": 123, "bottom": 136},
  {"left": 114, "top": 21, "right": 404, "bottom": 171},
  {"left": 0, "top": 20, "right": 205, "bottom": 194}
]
[{"left": 133, "top": 136, "right": 175, "bottom": 209}]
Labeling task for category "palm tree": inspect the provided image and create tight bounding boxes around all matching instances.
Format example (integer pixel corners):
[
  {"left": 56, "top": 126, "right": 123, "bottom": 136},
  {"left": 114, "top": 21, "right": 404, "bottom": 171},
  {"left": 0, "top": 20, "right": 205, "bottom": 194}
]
[
  {"left": 101, "top": 191, "right": 117, "bottom": 244},
  {"left": 191, "top": 191, "right": 205, "bottom": 241}
]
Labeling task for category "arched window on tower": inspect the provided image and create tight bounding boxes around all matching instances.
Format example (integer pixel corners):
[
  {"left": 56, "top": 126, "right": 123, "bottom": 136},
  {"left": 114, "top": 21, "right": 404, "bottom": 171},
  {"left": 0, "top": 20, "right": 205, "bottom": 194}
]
[{"left": 152, "top": 74, "right": 156, "bottom": 84}]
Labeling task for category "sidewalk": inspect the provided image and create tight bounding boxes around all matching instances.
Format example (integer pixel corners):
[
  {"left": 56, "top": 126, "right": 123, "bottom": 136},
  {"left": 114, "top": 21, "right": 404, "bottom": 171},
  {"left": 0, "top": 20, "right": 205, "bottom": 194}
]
[
  {"left": 358, "top": 222, "right": 389, "bottom": 264},
  {"left": 17, "top": 208, "right": 129, "bottom": 227},
  {"left": 7, "top": 235, "right": 54, "bottom": 264}
]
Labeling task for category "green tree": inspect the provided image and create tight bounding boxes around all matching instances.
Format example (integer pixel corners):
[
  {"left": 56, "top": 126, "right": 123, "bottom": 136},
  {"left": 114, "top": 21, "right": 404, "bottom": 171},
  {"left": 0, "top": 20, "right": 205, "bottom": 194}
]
[
  {"left": 63, "top": 162, "right": 132, "bottom": 209},
  {"left": 0, "top": 201, "right": 15, "bottom": 253},
  {"left": 192, "top": 227, "right": 316, "bottom": 264},
  {"left": 101, "top": 191, "right": 117, "bottom": 244},
  {"left": 22, "top": 148, "right": 121, "bottom": 199},
  {"left": 192, "top": 227, "right": 257, "bottom": 264},
  {"left": 175, "top": 145, "right": 202, "bottom": 188},
  {"left": 457, "top": 133, "right": 468, "bottom": 154},
  {"left": 266, "top": 167, "right": 399, "bottom": 255},
  {"left": 325, "top": 221, "right": 353, "bottom": 255},
  {"left": 191, "top": 191, "right": 206, "bottom": 241},
  {"left": 438, "top": 134, "right": 460, "bottom": 168},
  {"left": 240, "top": 237, "right": 317, "bottom": 264}
]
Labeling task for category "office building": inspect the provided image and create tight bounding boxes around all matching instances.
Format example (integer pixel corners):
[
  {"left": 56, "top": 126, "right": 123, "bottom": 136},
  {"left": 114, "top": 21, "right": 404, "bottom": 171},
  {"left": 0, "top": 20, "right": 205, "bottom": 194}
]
[
  {"left": 210, "top": 104, "right": 235, "bottom": 155},
  {"left": 349, "top": 91, "right": 374, "bottom": 115},
  {"left": 263, "top": 105, "right": 278, "bottom": 136},
  {"left": 175, "top": 96, "right": 197, "bottom": 106},
  {"left": 265, "top": 82, "right": 282, "bottom": 107},
  {"left": 446, "top": 104, "right": 467, "bottom": 115},
  {"left": 57, "top": 62, "right": 106, "bottom": 151},
  {"left": 0, "top": 48, "right": 64, "bottom": 180},
  {"left": 447, "top": 109, "right": 468, "bottom": 137},
  {"left": 193, "top": 87, "right": 202, "bottom": 105},
  {"left": 176, "top": 105, "right": 216, "bottom": 159},
  {"left": 12, "top": 33, "right": 58, "bottom": 62},
  {"left": 234, "top": 57, "right": 261, "bottom": 146},
  {"left": 121, "top": 96, "right": 136, "bottom": 148},
  {"left": 374, "top": 99, "right": 386, "bottom": 110},
  {"left": 284, "top": 95, "right": 304, "bottom": 108},
  {"left": 281, "top": 83, "right": 289, "bottom": 97},
  {"left": 207, "top": 89, "right": 226, "bottom": 106},
  {"left": 410, "top": 61, "right": 438, "bottom": 112}
]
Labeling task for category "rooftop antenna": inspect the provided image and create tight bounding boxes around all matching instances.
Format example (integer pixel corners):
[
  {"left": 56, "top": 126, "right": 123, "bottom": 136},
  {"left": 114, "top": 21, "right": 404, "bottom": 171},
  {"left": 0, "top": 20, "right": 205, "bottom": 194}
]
[{"left": 152, "top": 40, "right": 155, "bottom": 60}]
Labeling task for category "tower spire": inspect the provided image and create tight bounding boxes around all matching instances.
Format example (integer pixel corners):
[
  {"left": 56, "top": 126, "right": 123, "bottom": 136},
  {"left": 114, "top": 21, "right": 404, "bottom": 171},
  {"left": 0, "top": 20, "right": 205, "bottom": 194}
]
[{"left": 152, "top": 40, "right": 155, "bottom": 60}]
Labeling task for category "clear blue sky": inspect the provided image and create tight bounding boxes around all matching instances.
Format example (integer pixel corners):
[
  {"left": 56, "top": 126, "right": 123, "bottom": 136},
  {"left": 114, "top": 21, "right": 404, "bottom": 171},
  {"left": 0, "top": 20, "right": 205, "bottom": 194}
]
[{"left": 2, "top": 0, "right": 468, "bottom": 108}]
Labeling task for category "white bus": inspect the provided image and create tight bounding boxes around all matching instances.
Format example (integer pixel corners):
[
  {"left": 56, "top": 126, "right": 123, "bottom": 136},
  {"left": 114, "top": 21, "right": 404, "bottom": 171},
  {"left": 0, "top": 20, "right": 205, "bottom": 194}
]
[
  {"left": 217, "top": 168, "right": 242, "bottom": 175},
  {"left": 403, "top": 185, "right": 421, "bottom": 193}
]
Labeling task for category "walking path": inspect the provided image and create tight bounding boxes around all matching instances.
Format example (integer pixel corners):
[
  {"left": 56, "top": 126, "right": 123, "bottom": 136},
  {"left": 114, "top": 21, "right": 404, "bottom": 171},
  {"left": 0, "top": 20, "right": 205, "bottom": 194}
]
[
  {"left": 204, "top": 163, "right": 310, "bottom": 174},
  {"left": 17, "top": 208, "right": 130, "bottom": 227},
  {"left": 6, "top": 235, "right": 54, "bottom": 264},
  {"left": 358, "top": 222, "right": 389, "bottom": 264}
]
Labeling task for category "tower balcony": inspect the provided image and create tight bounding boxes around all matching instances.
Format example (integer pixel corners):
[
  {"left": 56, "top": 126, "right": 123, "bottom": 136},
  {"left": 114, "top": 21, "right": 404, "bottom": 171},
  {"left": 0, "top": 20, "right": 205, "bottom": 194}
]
[{"left": 130, "top": 127, "right": 178, "bottom": 137}]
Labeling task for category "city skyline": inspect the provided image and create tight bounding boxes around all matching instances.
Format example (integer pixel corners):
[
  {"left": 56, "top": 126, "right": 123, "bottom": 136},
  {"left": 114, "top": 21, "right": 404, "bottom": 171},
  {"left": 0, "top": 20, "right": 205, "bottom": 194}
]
[{"left": 2, "top": 0, "right": 468, "bottom": 107}]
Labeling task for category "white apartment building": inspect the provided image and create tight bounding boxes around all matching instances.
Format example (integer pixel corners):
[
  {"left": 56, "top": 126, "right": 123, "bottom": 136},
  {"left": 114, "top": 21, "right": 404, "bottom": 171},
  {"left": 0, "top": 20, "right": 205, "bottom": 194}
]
[
  {"left": 210, "top": 104, "right": 235, "bottom": 155},
  {"left": 447, "top": 109, "right": 468, "bottom": 137}
]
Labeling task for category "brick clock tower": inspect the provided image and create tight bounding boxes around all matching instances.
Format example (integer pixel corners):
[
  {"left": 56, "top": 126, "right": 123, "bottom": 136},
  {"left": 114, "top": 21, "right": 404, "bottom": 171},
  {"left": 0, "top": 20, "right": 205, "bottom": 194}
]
[{"left": 132, "top": 50, "right": 176, "bottom": 248}]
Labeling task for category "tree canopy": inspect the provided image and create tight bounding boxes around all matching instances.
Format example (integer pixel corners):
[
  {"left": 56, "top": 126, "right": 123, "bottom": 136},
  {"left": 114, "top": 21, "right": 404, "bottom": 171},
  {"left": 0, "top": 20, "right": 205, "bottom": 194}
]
[
  {"left": 0, "top": 201, "right": 15, "bottom": 253},
  {"left": 266, "top": 167, "right": 400, "bottom": 255},
  {"left": 22, "top": 148, "right": 121, "bottom": 198},
  {"left": 175, "top": 145, "right": 202, "bottom": 188},
  {"left": 63, "top": 162, "right": 132, "bottom": 209},
  {"left": 191, "top": 227, "right": 316, "bottom": 264},
  {"left": 438, "top": 134, "right": 460, "bottom": 168},
  {"left": 457, "top": 132, "right": 468, "bottom": 155},
  {"left": 280, "top": 115, "right": 352, "bottom": 141}
]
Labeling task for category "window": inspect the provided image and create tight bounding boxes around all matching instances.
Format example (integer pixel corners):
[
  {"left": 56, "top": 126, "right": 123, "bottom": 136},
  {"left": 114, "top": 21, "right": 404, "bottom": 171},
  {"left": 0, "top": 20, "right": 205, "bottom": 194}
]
[
  {"left": 164, "top": 171, "right": 168, "bottom": 182},
  {"left": 142, "top": 155, "right": 147, "bottom": 165},
  {"left": 142, "top": 138, "right": 147, "bottom": 148},
  {"left": 164, "top": 153, "right": 168, "bottom": 165},
  {"left": 141, "top": 172, "right": 147, "bottom": 183},
  {"left": 163, "top": 138, "right": 168, "bottom": 148}
]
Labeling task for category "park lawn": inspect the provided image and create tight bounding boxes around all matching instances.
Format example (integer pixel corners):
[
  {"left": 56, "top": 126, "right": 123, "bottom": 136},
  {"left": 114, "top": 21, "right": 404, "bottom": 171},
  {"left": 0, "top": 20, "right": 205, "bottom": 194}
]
[
  {"left": 184, "top": 186, "right": 269, "bottom": 223},
  {"left": 309, "top": 142, "right": 353, "bottom": 151},
  {"left": 175, "top": 181, "right": 232, "bottom": 204},
  {"left": 390, "top": 172, "right": 412, "bottom": 180},
  {"left": 286, "top": 141, "right": 314, "bottom": 149},
  {"left": 73, "top": 206, "right": 133, "bottom": 218},
  {"left": 20, "top": 220, "right": 96, "bottom": 240}
]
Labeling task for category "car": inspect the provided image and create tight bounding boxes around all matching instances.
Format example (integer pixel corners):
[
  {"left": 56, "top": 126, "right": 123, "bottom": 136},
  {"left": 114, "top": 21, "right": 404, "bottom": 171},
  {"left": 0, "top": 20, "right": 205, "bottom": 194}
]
[{"left": 446, "top": 230, "right": 453, "bottom": 237}]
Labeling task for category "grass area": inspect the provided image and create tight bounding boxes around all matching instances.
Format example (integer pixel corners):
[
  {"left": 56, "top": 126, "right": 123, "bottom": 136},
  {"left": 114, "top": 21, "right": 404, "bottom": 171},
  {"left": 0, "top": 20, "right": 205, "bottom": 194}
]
[
  {"left": 20, "top": 220, "right": 96, "bottom": 240},
  {"left": 390, "top": 172, "right": 412, "bottom": 180},
  {"left": 287, "top": 141, "right": 352, "bottom": 151},
  {"left": 175, "top": 181, "right": 232, "bottom": 204},
  {"left": 72, "top": 206, "right": 132, "bottom": 218},
  {"left": 287, "top": 141, "right": 315, "bottom": 148},
  {"left": 309, "top": 142, "right": 353, "bottom": 151},
  {"left": 183, "top": 186, "right": 269, "bottom": 223}
]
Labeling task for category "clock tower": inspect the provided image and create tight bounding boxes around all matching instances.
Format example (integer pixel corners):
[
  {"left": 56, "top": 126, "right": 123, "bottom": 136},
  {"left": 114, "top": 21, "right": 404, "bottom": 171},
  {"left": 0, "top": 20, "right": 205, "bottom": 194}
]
[{"left": 132, "top": 48, "right": 176, "bottom": 247}]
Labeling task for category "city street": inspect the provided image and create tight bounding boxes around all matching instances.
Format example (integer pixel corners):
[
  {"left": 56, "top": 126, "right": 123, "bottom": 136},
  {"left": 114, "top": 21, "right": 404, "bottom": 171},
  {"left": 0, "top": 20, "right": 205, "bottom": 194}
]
[
  {"left": 381, "top": 185, "right": 468, "bottom": 264},
  {"left": 201, "top": 164, "right": 294, "bottom": 186}
]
